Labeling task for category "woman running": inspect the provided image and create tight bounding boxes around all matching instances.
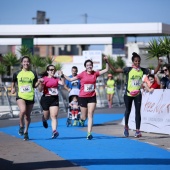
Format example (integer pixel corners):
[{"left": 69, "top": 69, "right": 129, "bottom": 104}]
[
  {"left": 105, "top": 52, "right": 161, "bottom": 137},
  {"left": 63, "top": 59, "right": 108, "bottom": 140},
  {"left": 11, "top": 56, "right": 39, "bottom": 141},
  {"left": 106, "top": 74, "right": 115, "bottom": 108},
  {"left": 38, "top": 65, "right": 64, "bottom": 139}
]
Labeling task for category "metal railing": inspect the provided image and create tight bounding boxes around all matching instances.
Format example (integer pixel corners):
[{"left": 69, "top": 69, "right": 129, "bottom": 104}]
[{"left": 0, "top": 80, "right": 124, "bottom": 119}]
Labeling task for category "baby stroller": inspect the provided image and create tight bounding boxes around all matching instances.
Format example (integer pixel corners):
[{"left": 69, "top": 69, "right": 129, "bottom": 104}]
[{"left": 66, "top": 88, "right": 81, "bottom": 127}]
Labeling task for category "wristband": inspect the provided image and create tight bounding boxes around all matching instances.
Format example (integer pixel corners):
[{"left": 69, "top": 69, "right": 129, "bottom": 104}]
[{"left": 61, "top": 74, "right": 64, "bottom": 78}]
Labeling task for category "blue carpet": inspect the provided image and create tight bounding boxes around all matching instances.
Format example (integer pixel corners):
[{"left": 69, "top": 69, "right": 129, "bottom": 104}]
[{"left": 1, "top": 113, "right": 170, "bottom": 170}]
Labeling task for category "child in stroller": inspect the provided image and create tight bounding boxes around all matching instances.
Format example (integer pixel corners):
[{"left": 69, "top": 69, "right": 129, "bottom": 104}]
[
  {"left": 69, "top": 95, "right": 80, "bottom": 125},
  {"left": 66, "top": 89, "right": 81, "bottom": 126}
]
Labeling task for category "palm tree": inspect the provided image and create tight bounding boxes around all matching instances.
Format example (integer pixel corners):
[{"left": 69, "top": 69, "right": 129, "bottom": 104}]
[
  {"left": 30, "top": 54, "right": 46, "bottom": 75},
  {"left": 55, "top": 63, "right": 63, "bottom": 70},
  {"left": 0, "top": 62, "right": 6, "bottom": 84},
  {"left": 18, "top": 45, "right": 31, "bottom": 56},
  {"left": 159, "top": 36, "right": 170, "bottom": 63},
  {"left": 45, "top": 56, "right": 55, "bottom": 65},
  {"left": 116, "top": 56, "right": 125, "bottom": 69},
  {"left": 147, "top": 38, "right": 163, "bottom": 60},
  {"left": 3, "top": 52, "right": 19, "bottom": 76}
]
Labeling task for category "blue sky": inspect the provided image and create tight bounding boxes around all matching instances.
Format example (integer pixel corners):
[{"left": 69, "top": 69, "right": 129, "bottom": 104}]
[{"left": 0, "top": 0, "right": 170, "bottom": 25}]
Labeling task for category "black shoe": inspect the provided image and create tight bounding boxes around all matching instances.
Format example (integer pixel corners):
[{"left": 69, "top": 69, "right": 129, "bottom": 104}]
[
  {"left": 87, "top": 134, "right": 93, "bottom": 140},
  {"left": 52, "top": 131, "right": 59, "bottom": 139},
  {"left": 23, "top": 133, "right": 29, "bottom": 141},
  {"left": 18, "top": 126, "right": 24, "bottom": 136},
  {"left": 43, "top": 121, "right": 48, "bottom": 128}
]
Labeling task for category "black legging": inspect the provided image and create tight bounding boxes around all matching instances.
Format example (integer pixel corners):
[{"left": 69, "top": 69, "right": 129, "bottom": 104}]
[{"left": 124, "top": 93, "right": 142, "bottom": 129}]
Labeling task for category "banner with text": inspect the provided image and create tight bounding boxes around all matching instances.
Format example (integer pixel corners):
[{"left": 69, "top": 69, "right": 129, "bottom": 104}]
[
  {"left": 83, "top": 51, "right": 102, "bottom": 70},
  {"left": 122, "top": 89, "right": 170, "bottom": 134}
]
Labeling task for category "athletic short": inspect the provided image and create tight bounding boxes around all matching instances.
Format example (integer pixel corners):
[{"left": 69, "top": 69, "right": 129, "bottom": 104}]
[
  {"left": 16, "top": 97, "right": 34, "bottom": 105},
  {"left": 78, "top": 95, "right": 97, "bottom": 108},
  {"left": 40, "top": 95, "right": 59, "bottom": 111}
]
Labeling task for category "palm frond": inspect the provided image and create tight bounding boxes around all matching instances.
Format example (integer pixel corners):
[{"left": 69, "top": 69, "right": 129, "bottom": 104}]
[
  {"left": 18, "top": 45, "right": 31, "bottom": 56},
  {"left": 3, "top": 53, "right": 19, "bottom": 66},
  {"left": 0, "top": 62, "right": 7, "bottom": 75}
]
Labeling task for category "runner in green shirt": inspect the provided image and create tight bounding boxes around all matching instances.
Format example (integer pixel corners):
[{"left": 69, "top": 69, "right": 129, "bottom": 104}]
[
  {"left": 104, "top": 52, "right": 162, "bottom": 138},
  {"left": 106, "top": 74, "right": 115, "bottom": 108},
  {"left": 11, "top": 56, "right": 40, "bottom": 141}
]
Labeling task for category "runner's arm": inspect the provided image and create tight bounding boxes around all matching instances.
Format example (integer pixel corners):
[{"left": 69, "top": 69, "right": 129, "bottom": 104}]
[
  {"left": 99, "top": 62, "right": 109, "bottom": 75},
  {"left": 154, "top": 59, "right": 162, "bottom": 74},
  {"left": 11, "top": 82, "right": 16, "bottom": 94},
  {"left": 63, "top": 79, "right": 71, "bottom": 92},
  {"left": 104, "top": 56, "right": 123, "bottom": 73},
  {"left": 63, "top": 74, "right": 78, "bottom": 82},
  {"left": 38, "top": 78, "right": 44, "bottom": 92},
  {"left": 58, "top": 76, "right": 65, "bottom": 85}
]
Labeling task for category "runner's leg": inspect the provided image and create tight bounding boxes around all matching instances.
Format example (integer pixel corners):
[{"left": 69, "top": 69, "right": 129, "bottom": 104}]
[{"left": 87, "top": 102, "right": 96, "bottom": 133}]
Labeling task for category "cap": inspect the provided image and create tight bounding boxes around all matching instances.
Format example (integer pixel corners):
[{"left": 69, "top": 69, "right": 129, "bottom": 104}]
[{"left": 108, "top": 74, "right": 113, "bottom": 77}]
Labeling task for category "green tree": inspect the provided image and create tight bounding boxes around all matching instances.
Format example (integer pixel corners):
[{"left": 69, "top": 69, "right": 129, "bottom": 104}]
[
  {"left": 55, "top": 63, "right": 63, "bottom": 70},
  {"left": 147, "top": 36, "right": 170, "bottom": 63},
  {"left": 116, "top": 56, "right": 125, "bottom": 69},
  {"left": 147, "top": 38, "right": 163, "bottom": 60},
  {"left": 0, "top": 62, "right": 7, "bottom": 84},
  {"left": 30, "top": 55, "right": 46, "bottom": 75},
  {"left": 3, "top": 52, "right": 19, "bottom": 76},
  {"left": 45, "top": 56, "right": 55, "bottom": 65},
  {"left": 159, "top": 36, "right": 170, "bottom": 63},
  {"left": 18, "top": 45, "right": 31, "bottom": 56}
]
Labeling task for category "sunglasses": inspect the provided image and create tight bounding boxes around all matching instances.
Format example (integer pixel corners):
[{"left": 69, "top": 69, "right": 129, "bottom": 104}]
[
  {"left": 48, "top": 69, "right": 55, "bottom": 71},
  {"left": 163, "top": 69, "right": 168, "bottom": 72}
]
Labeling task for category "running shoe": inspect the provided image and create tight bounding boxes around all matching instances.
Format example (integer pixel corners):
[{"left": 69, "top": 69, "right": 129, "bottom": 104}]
[
  {"left": 23, "top": 133, "right": 29, "bottom": 141},
  {"left": 87, "top": 133, "right": 93, "bottom": 140},
  {"left": 42, "top": 116, "right": 48, "bottom": 128},
  {"left": 43, "top": 121, "right": 48, "bottom": 128},
  {"left": 134, "top": 131, "right": 142, "bottom": 138},
  {"left": 52, "top": 130, "right": 59, "bottom": 139},
  {"left": 18, "top": 126, "right": 24, "bottom": 136},
  {"left": 124, "top": 127, "right": 129, "bottom": 137},
  {"left": 73, "top": 120, "right": 77, "bottom": 126},
  {"left": 79, "top": 120, "right": 85, "bottom": 126}
]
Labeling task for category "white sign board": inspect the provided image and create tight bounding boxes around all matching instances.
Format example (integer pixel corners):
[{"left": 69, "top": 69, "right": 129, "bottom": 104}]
[
  {"left": 122, "top": 89, "right": 170, "bottom": 134},
  {"left": 83, "top": 51, "right": 102, "bottom": 70}
]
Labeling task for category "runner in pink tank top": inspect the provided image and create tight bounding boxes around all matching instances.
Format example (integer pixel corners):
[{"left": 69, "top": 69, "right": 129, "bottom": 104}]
[
  {"left": 38, "top": 65, "right": 64, "bottom": 139},
  {"left": 63, "top": 57, "right": 109, "bottom": 140}
]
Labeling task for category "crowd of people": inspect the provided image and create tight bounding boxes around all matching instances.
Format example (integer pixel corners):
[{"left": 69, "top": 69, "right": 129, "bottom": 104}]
[{"left": 11, "top": 53, "right": 170, "bottom": 141}]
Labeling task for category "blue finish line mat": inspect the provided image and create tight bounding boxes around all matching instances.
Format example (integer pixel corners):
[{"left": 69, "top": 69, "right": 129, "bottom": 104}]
[{"left": 1, "top": 114, "right": 170, "bottom": 170}]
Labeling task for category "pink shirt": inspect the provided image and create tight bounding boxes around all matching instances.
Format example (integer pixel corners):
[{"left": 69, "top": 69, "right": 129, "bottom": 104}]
[
  {"left": 42, "top": 76, "right": 60, "bottom": 95},
  {"left": 76, "top": 71, "right": 100, "bottom": 97}
]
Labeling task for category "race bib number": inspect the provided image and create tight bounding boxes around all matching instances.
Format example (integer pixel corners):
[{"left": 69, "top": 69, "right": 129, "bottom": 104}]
[
  {"left": 48, "top": 88, "right": 58, "bottom": 95},
  {"left": 84, "top": 84, "right": 94, "bottom": 92},
  {"left": 20, "top": 85, "right": 31, "bottom": 93},
  {"left": 107, "top": 87, "right": 114, "bottom": 92},
  {"left": 131, "top": 80, "right": 141, "bottom": 87}
]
